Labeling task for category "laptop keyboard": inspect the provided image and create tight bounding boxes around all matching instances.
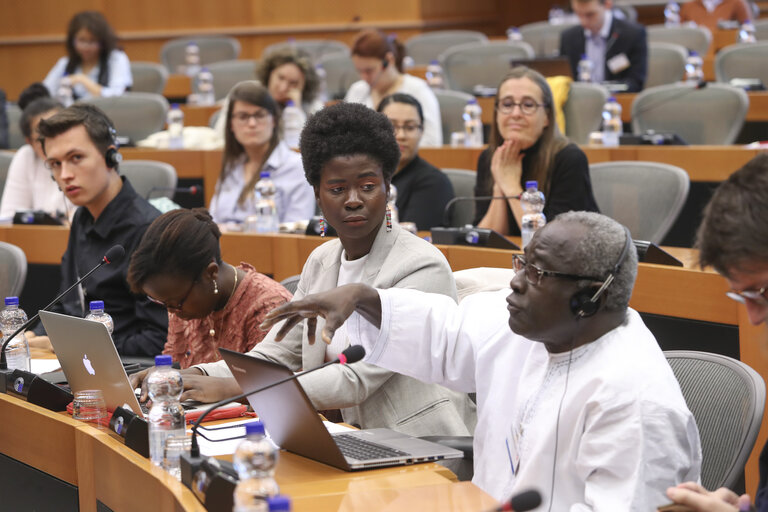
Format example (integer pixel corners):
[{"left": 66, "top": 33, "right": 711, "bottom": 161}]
[{"left": 333, "top": 434, "right": 409, "bottom": 461}]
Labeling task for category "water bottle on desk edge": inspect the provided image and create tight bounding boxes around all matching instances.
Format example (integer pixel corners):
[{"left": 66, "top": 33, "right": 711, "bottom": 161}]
[
  {"left": 85, "top": 300, "right": 114, "bottom": 335},
  {"left": 685, "top": 51, "right": 704, "bottom": 84},
  {"left": 577, "top": 55, "right": 593, "bottom": 83},
  {"left": 184, "top": 42, "right": 201, "bottom": 77},
  {"left": 196, "top": 67, "right": 216, "bottom": 106},
  {"left": 664, "top": 2, "right": 681, "bottom": 27},
  {"left": 506, "top": 27, "right": 523, "bottom": 42},
  {"left": 253, "top": 172, "right": 279, "bottom": 233},
  {"left": 233, "top": 421, "right": 279, "bottom": 512},
  {"left": 281, "top": 100, "right": 304, "bottom": 149},
  {"left": 315, "top": 64, "right": 329, "bottom": 104},
  {"left": 425, "top": 60, "right": 445, "bottom": 90},
  {"left": 463, "top": 98, "right": 483, "bottom": 148},
  {"left": 167, "top": 104, "right": 185, "bottom": 149},
  {"left": 738, "top": 22, "right": 757, "bottom": 43},
  {"left": 147, "top": 355, "right": 185, "bottom": 472},
  {"left": 57, "top": 75, "right": 74, "bottom": 108},
  {"left": 521, "top": 181, "right": 546, "bottom": 249},
  {"left": 601, "top": 97, "right": 622, "bottom": 148},
  {"left": 267, "top": 496, "right": 291, "bottom": 512},
  {"left": 548, "top": 5, "right": 565, "bottom": 25},
  {"left": 388, "top": 183, "right": 399, "bottom": 225},
  {"left": 2, "top": 297, "right": 29, "bottom": 372}
]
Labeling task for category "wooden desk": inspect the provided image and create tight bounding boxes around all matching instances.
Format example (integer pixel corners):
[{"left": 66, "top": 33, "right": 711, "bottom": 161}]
[
  {"left": 165, "top": 74, "right": 192, "bottom": 99},
  {"left": 179, "top": 105, "right": 221, "bottom": 127}
]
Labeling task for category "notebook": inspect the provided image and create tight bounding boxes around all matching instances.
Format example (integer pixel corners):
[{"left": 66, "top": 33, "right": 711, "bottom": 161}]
[{"left": 219, "top": 348, "right": 464, "bottom": 471}]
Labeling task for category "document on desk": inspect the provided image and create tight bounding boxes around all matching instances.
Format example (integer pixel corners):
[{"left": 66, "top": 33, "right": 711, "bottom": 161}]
[
  {"left": 189, "top": 418, "right": 354, "bottom": 456},
  {"left": 31, "top": 358, "right": 62, "bottom": 374}
]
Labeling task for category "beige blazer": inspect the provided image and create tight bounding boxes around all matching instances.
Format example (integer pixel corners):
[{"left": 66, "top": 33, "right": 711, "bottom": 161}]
[{"left": 199, "top": 221, "right": 476, "bottom": 436}]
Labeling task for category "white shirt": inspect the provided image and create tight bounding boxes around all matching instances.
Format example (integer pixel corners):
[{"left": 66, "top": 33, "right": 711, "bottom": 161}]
[
  {"left": 348, "top": 288, "right": 702, "bottom": 509},
  {"left": 43, "top": 50, "right": 133, "bottom": 100},
  {"left": 0, "top": 145, "right": 74, "bottom": 220},
  {"left": 325, "top": 250, "right": 370, "bottom": 361},
  {"left": 344, "top": 74, "right": 443, "bottom": 148},
  {"left": 584, "top": 10, "right": 614, "bottom": 84},
  {"left": 208, "top": 141, "right": 315, "bottom": 224}
]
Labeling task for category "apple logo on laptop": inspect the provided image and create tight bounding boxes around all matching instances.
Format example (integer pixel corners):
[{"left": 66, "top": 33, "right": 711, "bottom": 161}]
[{"left": 82, "top": 354, "right": 96, "bottom": 375}]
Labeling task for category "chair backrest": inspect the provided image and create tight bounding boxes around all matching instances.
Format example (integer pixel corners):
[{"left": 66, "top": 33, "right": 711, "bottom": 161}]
[
  {"left": 317, "top": 54, "right": 359, "bottom": 100},
  {"left": 0, "top": 241, "right": 27, "bottom": 299},
  {"left": 664, "top": 350, "right": 765, "bottom": 490},
  {"left": 755, "top": 19, "right": 768, "bottom": 41},
  {"left": 715, "top": 41, "right": 768, "bottom": 87},
  {"left": 204, "top": 59, "right": 258, "bottom": 101},
  {"left": 646, "top": 42, "right": 688, "bottom": 88},
  {"left": 405, "top": 30, "right": 489, "bottom": 66},
  {"left": 81, "top": 92, "right": 170, "bottom": 143},
  {"left": 120, "top": 160, "right": 178, "bottom": 200},
  {"left": 647, "top": 25, "right": 712, "bottom": 56},
  {"left": 262, "top": 39, "right": 349, "bottom": 64},
  {"left": 518, "top": 21, "right": 579, "bottom": 57},
  {"left": 279, "top": 274, "right": 301, "bottom": 295},
  {"left": 439, "top": 41, "right": 536, "bottom": 94},
  {"left": 161, "top": 37, "right": 241, "bottom": 74},
  {"left": 562, "top": 82, "right": 609, "bottom": 144},
  {"left": 129, "top": 61, "right": 169, "bottom": 95},
  {"left": 589, "top": 160, "right": 690, "bottom": 243},
  {"left": 631, "top": 82, "right": 748, "bottom": 145},
  {"left": 433, "top": 89, "right": 475, "bottom": 145},
  {"left": 6, "top": 104, "right": 24, "bottom": 150},
  {"left": 613, "top": 4, "right": 638, "bottom": 22},
  {"left": 441, "top": 168, "right": 476, "bottom": 227},
  {"left": 0, "top": 151, "right": 14, "bottom": 199}
]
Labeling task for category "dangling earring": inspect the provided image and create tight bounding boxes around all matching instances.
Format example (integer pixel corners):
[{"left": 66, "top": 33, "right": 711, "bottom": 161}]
[
  {"left": 213, "top": 279, "right": 219, "bottom": 295},
  {"left": 386, "top": 206, "right": 392, "bottom": 232},
  {"left": 319, "top": 216, "right": 326, "bottom": 237}
]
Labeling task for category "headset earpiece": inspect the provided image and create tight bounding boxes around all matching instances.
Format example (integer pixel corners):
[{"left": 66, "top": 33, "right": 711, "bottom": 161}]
[
  {"left": 104, "top": 147, "right": 122, "bottom": 169},
  {"left": 381, "top": 58, "right": 389, "bottom": 70},
  {"left": 570, "top": 287, "right": 602, "bottom": 318}
]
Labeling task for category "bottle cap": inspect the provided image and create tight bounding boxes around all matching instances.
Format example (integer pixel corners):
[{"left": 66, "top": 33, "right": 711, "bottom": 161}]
[
  {"left": 467, "top": 98, "right": 478, "bottom": 105},
  {"left": 430, "top": 59, "right": 439, "bottom": 65},
  {"left": 689, "top": 50, "right": 699, "bottom": 57},
  {"left": 171, "top": 103, "right": 180, "bottom": 109},
  {"left": 267, "top": 495, "right": 292, "bottom": 511},
  {"left": 580, "top": 54, "right": 587, "bottom": 60},
  {"left": 4, "top": 297, "right": 19, "bottom": 306},
  {"left": 245, "top": 420, "right": 266, "bottom": 436},
  {"left": 285, "top": 99, "right": 296, "bottom": 107},
  {"left": 525, "top": 180, "right": 538, "bottom": 190},
  {"left": 89, "top": 300, "right": 104, "bottom": 310},
  {"left": 609, "top": 96, "right": 617, "bottom": 102},
  {"left": 260, "top": 171, "right": 271, "bottom": 179},
  {"left": 201, "top": 67, "right": 209, "bottom": 72},
  {"left": 154, "top": 355, "right": 173, "bottom": 366}
]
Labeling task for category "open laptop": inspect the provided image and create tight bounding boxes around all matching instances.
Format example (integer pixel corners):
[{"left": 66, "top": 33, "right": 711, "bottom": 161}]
[
  {"left": 219, "top": 348, "right": 464, "bottom": 471},
  {"left": 39, "top": 310, "right": 146, "bottom": 418}
]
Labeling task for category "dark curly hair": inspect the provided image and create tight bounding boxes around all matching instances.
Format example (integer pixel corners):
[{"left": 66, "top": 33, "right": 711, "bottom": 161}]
[
  {"left": 256, "top": 48, "right": 320, "bottom": 106},
  {"left": 300, "top": 102, "right": 400, "bottom": 187}
]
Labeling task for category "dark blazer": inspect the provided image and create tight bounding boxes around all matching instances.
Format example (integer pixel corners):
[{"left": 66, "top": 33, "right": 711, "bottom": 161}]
[{"left": 559, "top": 17, "right": 648, "bottom": 92}]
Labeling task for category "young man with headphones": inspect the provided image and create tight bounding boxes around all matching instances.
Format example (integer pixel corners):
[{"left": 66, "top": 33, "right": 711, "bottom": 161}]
[
  {"left": 27, "top": 104, "right": 168, "bottom": 357},
  {"left": 260, "top": 211, "right": 702, "bottom": 509}
]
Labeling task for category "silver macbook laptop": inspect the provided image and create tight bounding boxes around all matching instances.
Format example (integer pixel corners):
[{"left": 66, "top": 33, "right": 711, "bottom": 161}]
[
  {"left": 219, "top": 348, "right": 464, "bottom": 471},
  {"left": 39, "top": 310, "right": 145, "bottom": 418}
]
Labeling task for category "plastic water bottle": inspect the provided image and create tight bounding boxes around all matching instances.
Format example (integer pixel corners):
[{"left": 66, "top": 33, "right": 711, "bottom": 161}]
[
  {"left": 196, "top": 67, "right": 216, "bottom": 106},
  {"left": 685, "top": 51, "right": 704, "bottom": 84},
  {"left": 233, "top": 421, "right": 279, "bottom": 512},
  {"left": 167, "top": 104, "right": 185, "bottom": 149},
  {"left": 147, "top": 355, "right": 186, "bottom": 471},
  {"left": 601, "top": 97, "right": 623, "bottom": 147},
  {"left": 85, "top": 300, "right": 114, "bottom": 335},
  {"left": 315, "top": 64, "right": 329, "bottom": 104},
  {"left": 281, "top": 100, "right": 304, "bottom": 149},
  {"left": 184, "top": 42, "right": 201, "bottom": 77},
  {"left": 738, "top": 22, "right": 757, "bottom": 43},
  {"left": 549, "top": 5, "right": 565, "bottom": 25},
  {"left": 57, "top": 75, "right": 74, "bottom": 108},
  {"left": 388, "top": 184, "right": 399, "bottom": 225},
  {"left": 402, "top": 55, "right": 415, "bottom": 72},
  {"left": 578, "top": 55, "right": 593, "bottom": 83},
  {"left": 267, "top": 496, "right": 291, "bottom": 512},
  {"left": 425, "top": 60, "right": 445, "bottom": 90},
  {"left": 253, "top": 172, "right": 279, "bottom": 233},
  {"left": 463, "top": 98, "right": 483, "bottom": 148},
  {"left": 506, "top": 27, "right": 523, "bottom": 42},
  {"left": 1, "top": 297, "right": 29, "bottom": 372},
  {"left": 664, "top": 2, "right": 681, "bottom": 27},
  {"left": 520, "top": 181, "right": 546, "bottom": 248}
]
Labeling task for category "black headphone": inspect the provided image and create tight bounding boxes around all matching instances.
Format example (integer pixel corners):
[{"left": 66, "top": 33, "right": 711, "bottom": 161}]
[
  {"left": 569, "top": 226, "right": 633, "bottom": 319},
  {"left": 381, "top": 58, "right": 389, "bottom": 70}
]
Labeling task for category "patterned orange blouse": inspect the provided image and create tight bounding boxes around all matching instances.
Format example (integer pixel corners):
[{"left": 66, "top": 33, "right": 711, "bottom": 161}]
[{"left": 162, "top": 263, "right": 292, "bottom": 368}]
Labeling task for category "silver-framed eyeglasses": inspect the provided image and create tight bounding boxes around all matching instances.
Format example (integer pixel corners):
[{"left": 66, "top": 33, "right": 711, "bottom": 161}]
[
  {"left": 391, "top": 123, "right": 423, "bottom": 136},
  {"left": 232, "top": 111, "right": 271, "bottom": 124},
  {"left": 726, "top": 286, "right": 768, "bottom": 306},
  {"left": 512, "top": 254, "right": 602, "bottom": 286},
  {"left": 495, "top": 97, "right": 547, "bottom": 116}
]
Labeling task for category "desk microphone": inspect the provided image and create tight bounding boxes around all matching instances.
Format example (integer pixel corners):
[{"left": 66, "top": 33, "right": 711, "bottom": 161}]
[
  {"left": 442, "top": 195, "right": 518, "bottom": 228},
  {"left": 487, "top": 489, "right": 542, "bottom": 512},
  {"left": 145, "top": 185, "right": 200, "bottom": 200}
]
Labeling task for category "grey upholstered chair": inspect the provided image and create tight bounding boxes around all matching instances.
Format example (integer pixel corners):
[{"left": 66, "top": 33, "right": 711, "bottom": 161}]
[
  {"left": 316, "top": 54, "right": 359, "bottom": 100},
  {"left": 647, "top": 25, "right": 713, "bottom": 56},
  {"left": 755, "top": 19, "right": 768, "bottom": 41},
  {"left": 646, "top": 42, "right": 688, "bottom": 88},
  {"left": 82, "top": 93, "right": 169, "bottom": 143},
  {"left": 441, "top": 168, "right": 477, "bottom": 227},
  {"left": 0, "top": 242, "right": 27, "bottom": 299},
  {"left": 120, "top": 160, "right": 178, "bottom": 200},
  {"left": 664, "top": 351, "right": 765, "bottom": 490},
  {"left": 631, "top": 82, "right": 748, "bottom": 145},
  {"left": 715, "top": 42, "right": 768, "bottom": 88},
  {"left": 405, "top": 30, "right": 488, "bottom": 66},
  {"left": 160, "top": 37, "right": 241, "bottom": 74},
  {"left": 518, "top": 21, "right": 579, "bottom": 57},
  {"left": 129, "top": 62, "right": 169, "bottom": 95},
  {"left": 439, "top": 41, "right": 535, "bottom": 94},
  {"left": 204, "top": 59, "right": 258, "bottom": 101},
  {"left": 0, "top": 151, "right": 14, "bottom": 199},
  {"left": 262, "top": 40, "right": 349, "bottom": 64},
  {"left": 279, "top": 274, "right": 301, "bottom": 295},
  {"left": 433, "top": 89, "right": 475, "bottom": 145},
  {"left": 5, "top": 104, "right": 23, "bottom": 150},
  {"left": 562, "top": 82, "right": 609, "bottom": 145},
  {"left": 589, "top": 161, "right": 690, "bottom": 244}
]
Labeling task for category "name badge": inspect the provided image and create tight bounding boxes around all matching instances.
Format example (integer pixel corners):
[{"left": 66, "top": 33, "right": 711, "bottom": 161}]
[{"left": 607, "top": 53, "right": 631, "bottom": 74}]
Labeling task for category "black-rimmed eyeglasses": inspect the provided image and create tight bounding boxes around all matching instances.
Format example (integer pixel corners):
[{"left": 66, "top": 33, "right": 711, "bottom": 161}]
[
  {"left": 495, "top": 98, "right": 547, "bottom": 116},
  {"left": 147, "top": 278, "right": 198, "bottom": 311}
]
